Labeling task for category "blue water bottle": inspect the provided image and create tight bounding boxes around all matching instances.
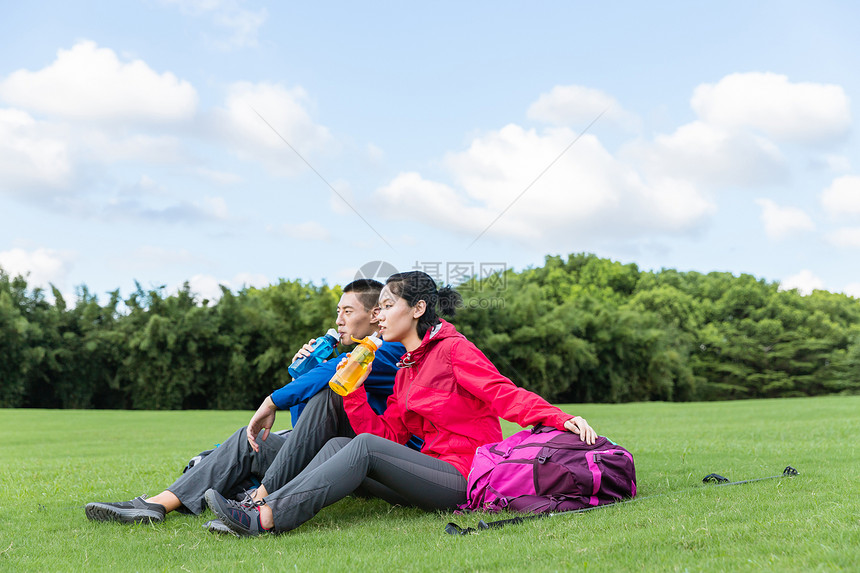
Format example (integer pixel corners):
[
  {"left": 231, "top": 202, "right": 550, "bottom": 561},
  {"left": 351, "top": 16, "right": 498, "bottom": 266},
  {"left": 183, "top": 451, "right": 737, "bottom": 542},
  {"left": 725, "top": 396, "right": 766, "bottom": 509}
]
[{"left": 288, "top": 328, "right": 340, "bottom": 378}]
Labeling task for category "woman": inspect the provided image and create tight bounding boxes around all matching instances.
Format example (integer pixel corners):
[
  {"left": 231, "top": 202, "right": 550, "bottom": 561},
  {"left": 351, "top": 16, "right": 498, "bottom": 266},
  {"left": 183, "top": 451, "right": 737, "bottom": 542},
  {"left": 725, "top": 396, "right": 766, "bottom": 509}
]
[{"left": 204, "top": 271, "right": 596, "bottom": 536}]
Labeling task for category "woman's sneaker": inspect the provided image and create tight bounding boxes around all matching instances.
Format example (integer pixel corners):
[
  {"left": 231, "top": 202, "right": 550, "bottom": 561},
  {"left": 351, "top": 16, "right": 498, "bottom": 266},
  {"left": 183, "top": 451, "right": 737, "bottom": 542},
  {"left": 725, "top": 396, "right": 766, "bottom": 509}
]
[
  {"left": 204, "top": 488, "right": 272, "bottom": 536},
  {"left": 85, "top": 495, "right": 166, "bottom": 524}
]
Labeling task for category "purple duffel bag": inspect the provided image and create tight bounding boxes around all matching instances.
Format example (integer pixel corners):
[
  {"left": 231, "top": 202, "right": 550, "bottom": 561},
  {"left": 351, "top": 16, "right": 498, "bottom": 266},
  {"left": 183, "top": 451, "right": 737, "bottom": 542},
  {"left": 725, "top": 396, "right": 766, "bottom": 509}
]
[{"left": 460, "top": 424, "right": 636, "bottom": 513}]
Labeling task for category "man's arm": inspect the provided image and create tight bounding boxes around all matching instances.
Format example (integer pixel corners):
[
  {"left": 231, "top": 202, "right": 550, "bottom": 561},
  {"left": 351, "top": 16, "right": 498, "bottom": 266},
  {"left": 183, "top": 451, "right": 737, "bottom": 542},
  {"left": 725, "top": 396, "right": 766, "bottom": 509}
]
[
  {"left": 245, "top": 360, "right": 339, "bottom": 451},
  {"left": 246, "top": 395, "right": 279, "bottom": 452},
  {"left": 269, "top": 360, "right": 339, "bottom": 411}
]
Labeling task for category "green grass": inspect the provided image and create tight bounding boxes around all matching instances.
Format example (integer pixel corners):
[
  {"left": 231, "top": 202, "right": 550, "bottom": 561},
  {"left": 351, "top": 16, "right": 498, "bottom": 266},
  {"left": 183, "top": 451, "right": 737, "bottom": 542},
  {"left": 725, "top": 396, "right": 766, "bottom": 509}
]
[{"left": 1, "top": 396, "right": 858, "bottom": 572}]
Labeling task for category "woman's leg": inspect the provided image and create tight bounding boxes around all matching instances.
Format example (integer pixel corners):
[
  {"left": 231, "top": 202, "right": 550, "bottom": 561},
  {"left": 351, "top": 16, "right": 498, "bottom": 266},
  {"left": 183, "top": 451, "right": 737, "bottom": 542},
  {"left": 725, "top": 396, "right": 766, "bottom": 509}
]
[{"left": 263, "top": 433, "right": 466, "bottom": 533}]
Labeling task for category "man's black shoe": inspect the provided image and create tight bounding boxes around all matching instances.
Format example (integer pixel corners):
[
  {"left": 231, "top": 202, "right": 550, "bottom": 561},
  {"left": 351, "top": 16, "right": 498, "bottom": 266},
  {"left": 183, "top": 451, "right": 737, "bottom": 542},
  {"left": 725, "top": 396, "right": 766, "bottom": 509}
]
[
  {"left": 204, "top": 519, "right": 240, "bottom": 536},
  {"left": 85, "top": 496, "right": 166, "bottom": 524}
]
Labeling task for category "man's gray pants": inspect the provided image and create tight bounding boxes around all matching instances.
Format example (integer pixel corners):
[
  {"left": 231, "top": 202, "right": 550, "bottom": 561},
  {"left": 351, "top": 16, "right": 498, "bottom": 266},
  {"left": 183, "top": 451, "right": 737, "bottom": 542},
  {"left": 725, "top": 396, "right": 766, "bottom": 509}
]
[{"left": 168, "top": 389, "right": 354, "bottom": 515}]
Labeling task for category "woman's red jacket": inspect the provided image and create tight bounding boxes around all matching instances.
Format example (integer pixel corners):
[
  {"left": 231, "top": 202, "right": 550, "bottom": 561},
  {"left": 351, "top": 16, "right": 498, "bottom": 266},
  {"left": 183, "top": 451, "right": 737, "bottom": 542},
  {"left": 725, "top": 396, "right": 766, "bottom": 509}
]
[{"left": 343, "top": 320, "right": 573, "bottom": 478}]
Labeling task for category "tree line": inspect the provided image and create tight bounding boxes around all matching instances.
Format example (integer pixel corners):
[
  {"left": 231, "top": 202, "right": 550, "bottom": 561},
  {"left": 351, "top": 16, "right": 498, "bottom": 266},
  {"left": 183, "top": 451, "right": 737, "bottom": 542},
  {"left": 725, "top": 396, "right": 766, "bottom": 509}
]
[{"left": 2, "top": 253, "right": 859, "bottom": 410}]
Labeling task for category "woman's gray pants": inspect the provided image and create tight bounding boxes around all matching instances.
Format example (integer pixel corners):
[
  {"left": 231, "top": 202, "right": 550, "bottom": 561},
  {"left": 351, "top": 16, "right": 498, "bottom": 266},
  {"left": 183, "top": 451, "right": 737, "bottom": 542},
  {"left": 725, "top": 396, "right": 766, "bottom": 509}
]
[{"left": 264, "top": 433, "right": 467, "bottom": 533}]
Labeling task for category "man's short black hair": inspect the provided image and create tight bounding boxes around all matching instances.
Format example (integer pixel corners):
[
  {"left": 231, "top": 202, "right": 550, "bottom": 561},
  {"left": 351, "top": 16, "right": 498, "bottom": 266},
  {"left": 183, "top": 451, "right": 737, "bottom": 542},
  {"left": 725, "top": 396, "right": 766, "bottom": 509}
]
[{"left": 343, "top": 279, "right": 384, "bottom": 312}]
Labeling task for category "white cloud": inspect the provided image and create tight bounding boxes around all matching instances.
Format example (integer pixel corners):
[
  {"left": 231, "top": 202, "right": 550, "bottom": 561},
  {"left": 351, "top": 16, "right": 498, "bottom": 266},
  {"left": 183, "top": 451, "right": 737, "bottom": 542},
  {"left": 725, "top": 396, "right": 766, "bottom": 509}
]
[
  {"left": 186, "top": 274, "right": 230, "bottom": 301},
  {"left": 821, "top": 175, "right": 860, "bottom": 218},
  {"left": 161, "top": 0, "right": 268, "bottom": 49},
  {"left": 0, "top": 41, "right": 198, "bottom": 199},
  {"left": 376, "top": 171, "right": 503, "bottom": 236},
  {"left": 842, "top": 283, "right": 860, "bottom": 298},
  {"left": 527, "top": 85, "right": 637, "bottom": 128},
  {"left": 374, "top": 73, "right": 851, "bottom": 251},
  {"left": 691, "top": 72, "right": 851, "bottom": 144},
  {"left": 214, "top": 81, "right": 333, "bottom": 175},
  {"left": 825, "top": 227, "right": 860, "bottom": 248},
  {"left": 0, "top": 107, "right": 189, "bottom": 198},
  {"left": 103, "top": 194, "right": 230, "bottom": 223},
  {"left": 626, "top": 120, "right": 787, "bottom": 187},
  {"left": 0, "top": 247, "right": 74, "bottom": 289},
  {"left": 626, "top": 72, "right": 850, "bottom": 191},
  {"left": 375, "top": 124, "right": 715, "bottom": 247},
  {"left": 79, "top": 130, "right": 187, "bottom": 165},
  {"left": 97, "top": 176, "right": 231, "bottom": 223},
  {"left": 186, "top": 272, "right": 270, "bottom": 301},
  {"left": 211, "top": 5, "right": 267, "bottom": 48},
  {"left": 0, "top": 108, "right": 72, "bottom": 192},
  {"left": 0, "top": 41, "right": 197, "bottom": 124},
  {"left": 779, "top": 269, "right": 824, "bottom": 296},
  {"left": 755, "top": 199, "right": 815, "bottom": 240}
]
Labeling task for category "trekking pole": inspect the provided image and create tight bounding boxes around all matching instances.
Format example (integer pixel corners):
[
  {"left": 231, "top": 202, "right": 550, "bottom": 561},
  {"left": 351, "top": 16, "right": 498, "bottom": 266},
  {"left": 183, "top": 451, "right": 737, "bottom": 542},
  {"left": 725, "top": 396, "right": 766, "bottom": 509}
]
[
  {"left": 445, "top": 465, "right": 799, "bottom": 535},
  {"left": 445, "top": 502, "right": 621, "bottom": 535},
  {"left": 701, "top": 465, "right": 798, "bottom": 486}
]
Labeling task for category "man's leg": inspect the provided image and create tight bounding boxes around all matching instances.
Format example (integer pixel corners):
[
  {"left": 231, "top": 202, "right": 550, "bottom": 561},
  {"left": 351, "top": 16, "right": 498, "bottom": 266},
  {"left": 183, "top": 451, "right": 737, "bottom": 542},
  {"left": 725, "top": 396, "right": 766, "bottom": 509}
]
[
  {"left": 258, "top": 389, "right": 355, "bottom": 495},
  {"left": 166, "top": 426, "right": 286, "bottom": 514},
  {"left": 86, "top": 425, "right": 286, "bottom": 523}
]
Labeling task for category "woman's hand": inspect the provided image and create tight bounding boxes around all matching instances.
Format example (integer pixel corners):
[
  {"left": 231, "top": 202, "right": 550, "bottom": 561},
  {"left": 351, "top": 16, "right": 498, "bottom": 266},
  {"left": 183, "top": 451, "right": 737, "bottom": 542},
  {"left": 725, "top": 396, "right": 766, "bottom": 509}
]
[
  {"left": 564, "top": 416, "right": 597, "bottom": 445},
  {"left": 335, "top": 354, "right": 372, "bottom": 390},
  {"left": 247, "top": 396, "right": 278, "bottom": 452},
  {"left": 354, "top": 361, "right": 372, "bottom": 390}
]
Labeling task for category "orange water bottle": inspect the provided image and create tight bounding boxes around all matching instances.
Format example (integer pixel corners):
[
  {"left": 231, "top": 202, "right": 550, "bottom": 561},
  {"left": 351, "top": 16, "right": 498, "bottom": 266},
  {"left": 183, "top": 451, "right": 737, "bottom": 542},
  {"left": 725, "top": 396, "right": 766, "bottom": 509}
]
[{"left": 329, "top": 332, "right": 383, "bottom": 396}]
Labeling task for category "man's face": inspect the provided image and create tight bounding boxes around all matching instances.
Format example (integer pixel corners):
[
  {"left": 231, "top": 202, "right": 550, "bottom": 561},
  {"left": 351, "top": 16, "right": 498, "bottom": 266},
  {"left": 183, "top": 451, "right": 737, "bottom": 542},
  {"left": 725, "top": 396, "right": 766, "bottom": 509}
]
[{"left": 335, "top": 292, "right": 379, "bottom": 345}]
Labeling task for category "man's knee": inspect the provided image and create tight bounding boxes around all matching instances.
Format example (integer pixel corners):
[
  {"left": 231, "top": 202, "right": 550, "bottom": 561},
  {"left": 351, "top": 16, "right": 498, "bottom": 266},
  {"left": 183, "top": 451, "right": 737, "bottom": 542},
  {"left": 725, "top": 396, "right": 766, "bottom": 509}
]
[{"left": 215, "top": 426, "right": 249, "bottom": 449}]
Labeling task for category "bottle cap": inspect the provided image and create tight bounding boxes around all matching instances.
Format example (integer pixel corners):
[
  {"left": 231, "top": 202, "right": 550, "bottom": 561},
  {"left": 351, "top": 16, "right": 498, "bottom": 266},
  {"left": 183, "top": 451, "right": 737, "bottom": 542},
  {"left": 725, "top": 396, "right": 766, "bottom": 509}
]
[
  {"left": 366, "top": 332, "right": 383, "bottom": 349},
  {"left": 325, "top": 328, "right": 339, "bottom": 340},
  {"left": 351, "top": 332, "right": 383, "bottom": 351}
]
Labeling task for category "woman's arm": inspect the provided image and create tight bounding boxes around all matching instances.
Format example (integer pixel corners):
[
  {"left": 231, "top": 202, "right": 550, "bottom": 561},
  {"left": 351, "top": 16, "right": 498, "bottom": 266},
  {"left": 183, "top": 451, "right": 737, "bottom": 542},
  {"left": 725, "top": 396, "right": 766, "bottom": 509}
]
[{"left": 452, "top": 340, "right": 596, "bottom": 443}]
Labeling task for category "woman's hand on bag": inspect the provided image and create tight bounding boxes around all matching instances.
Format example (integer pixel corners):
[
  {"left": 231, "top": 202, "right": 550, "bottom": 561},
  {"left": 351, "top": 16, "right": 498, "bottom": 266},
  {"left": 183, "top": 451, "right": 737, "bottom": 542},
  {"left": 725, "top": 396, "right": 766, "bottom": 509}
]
[{"left": 564, "top": 416, "right": 596, "bottom": 445}]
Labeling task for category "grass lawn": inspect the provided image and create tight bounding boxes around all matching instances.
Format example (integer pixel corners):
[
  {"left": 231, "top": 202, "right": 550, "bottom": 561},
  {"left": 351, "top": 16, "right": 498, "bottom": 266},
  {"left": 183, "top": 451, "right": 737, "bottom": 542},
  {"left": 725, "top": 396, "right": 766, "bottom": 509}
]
[{"left": 1, "top": 395, "right": 858, "bottom": 572}]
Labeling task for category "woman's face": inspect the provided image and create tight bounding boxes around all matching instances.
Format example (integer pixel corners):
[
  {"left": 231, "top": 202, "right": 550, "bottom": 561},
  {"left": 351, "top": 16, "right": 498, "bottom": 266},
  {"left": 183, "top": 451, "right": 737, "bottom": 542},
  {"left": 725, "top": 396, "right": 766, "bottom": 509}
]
[{"left": 377, "top": 285, "right": 422, "bottom": 344}]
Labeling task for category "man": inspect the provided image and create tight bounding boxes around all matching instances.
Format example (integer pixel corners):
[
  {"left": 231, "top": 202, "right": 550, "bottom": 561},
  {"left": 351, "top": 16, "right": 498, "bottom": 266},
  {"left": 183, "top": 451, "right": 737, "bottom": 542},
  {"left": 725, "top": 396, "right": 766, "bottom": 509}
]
[{"left": 85, "top": 279, "right": 409, "bottom": 527}]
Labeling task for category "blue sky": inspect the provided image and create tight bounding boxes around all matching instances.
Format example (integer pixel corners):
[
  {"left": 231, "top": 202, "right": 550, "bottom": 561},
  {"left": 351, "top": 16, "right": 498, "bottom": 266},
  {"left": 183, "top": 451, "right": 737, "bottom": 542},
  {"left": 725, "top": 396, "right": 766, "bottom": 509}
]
[{"left": 2, "top": 1, "right": 860, "bottom": 302}]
